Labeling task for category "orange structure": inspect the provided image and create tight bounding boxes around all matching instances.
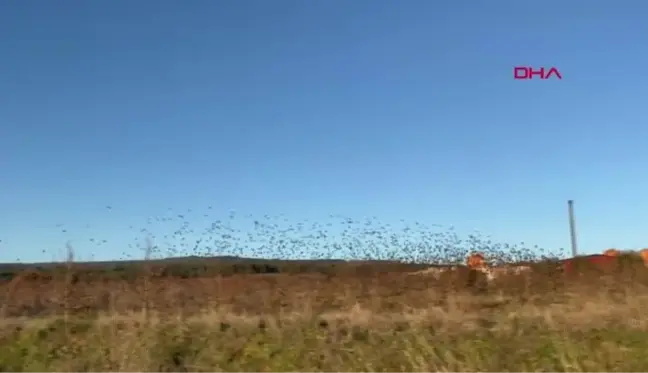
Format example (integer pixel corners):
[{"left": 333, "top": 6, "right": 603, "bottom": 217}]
[
  {"left": 640, "top": 249, "right": 648, "bottom": 267},
  {"left": 465, "top": 252, "right": 532, "bottom": 281},
  {"left": 603, "top": 248, "right": 620, "bottom": 256},
  {"left": 466, "top": 252, "right": 493, "bottom": 281},
  {"left": 466, "top": 252, "right": 486, "bottom": 269},
  {"left": 562, "top": 254, "right": 618, "bottom": 273}
]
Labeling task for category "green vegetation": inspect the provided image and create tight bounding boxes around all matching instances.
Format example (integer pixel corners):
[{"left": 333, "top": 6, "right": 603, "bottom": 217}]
[{"left": 2, "top": 289, "right": 648, "bottom": 371}]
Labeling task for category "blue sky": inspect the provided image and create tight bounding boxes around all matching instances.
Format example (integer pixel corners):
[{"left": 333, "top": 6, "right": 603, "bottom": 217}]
[{"left": 1, "top": 0, "right": 647, "bottom": 263}]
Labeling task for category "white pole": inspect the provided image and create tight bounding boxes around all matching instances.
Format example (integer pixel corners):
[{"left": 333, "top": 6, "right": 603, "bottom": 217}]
[{"left": 568, "top": 200, "right": 578, "bottom": 257}]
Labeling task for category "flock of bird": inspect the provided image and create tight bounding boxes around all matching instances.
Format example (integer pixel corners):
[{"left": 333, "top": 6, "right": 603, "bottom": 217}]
[{"left": 412, "top": 248, "right": 648, "bottom": 282}]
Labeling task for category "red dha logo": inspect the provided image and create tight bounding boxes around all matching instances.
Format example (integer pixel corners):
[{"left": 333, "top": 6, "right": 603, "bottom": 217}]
[{"left": 514, "top": 66, "right": 562, "bottom": 80}]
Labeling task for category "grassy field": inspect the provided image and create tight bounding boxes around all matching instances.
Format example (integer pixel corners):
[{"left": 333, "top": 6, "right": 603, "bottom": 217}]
[{"left": 2, "top": 255, "right": 648, "bottom": 372}]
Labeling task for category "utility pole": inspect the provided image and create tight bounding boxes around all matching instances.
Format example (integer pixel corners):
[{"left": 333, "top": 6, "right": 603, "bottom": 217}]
[{"left": 567, "top": 200, "right": 578, "bottom": 257}]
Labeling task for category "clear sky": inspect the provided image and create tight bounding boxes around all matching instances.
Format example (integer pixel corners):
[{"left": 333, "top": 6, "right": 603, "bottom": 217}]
[{"left": 1, "top": 0, "right": 647, "bottom": 263}]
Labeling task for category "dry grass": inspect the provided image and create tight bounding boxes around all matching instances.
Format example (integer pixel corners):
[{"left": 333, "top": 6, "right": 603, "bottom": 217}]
[
  {"left": 3, "top": 215, "right": 647, "bottom": 371},
  {"left": 3, "top": 267, "right": 648, "bottom": 371}
]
